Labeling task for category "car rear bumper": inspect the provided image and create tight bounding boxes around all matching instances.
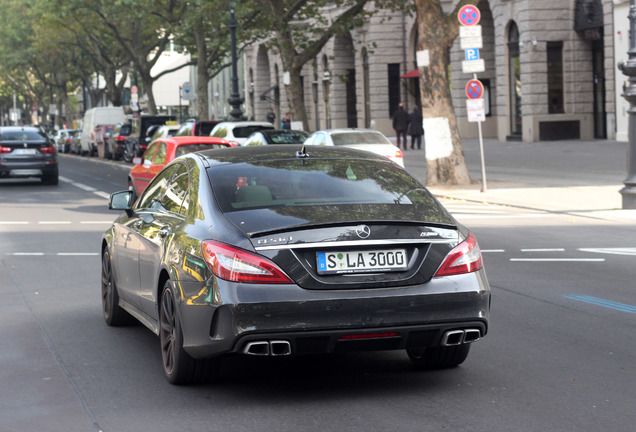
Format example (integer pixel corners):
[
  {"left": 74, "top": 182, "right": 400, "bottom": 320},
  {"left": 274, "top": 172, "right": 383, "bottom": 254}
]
[
  {"left": 177, "top": 270, "right": 490, "bottom": 358},
  {"left": 0, "top": 160, "right": 58, "bottom": 178}
]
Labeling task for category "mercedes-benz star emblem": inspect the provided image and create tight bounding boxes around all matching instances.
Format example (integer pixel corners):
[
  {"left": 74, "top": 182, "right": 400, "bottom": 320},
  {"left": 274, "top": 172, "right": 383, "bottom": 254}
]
[{"left": 355, "top": 225, "right": 371, "bottom": 239}]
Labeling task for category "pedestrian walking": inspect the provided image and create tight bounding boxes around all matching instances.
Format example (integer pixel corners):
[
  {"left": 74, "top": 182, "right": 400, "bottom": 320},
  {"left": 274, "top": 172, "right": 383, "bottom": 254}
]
[
  {"left": 266, "top": 108, "right": 276, "bottom": 125},
  {"left": 408, "top": 106, "right": 424, "bottom": 150},
  {"left": 392, "top": 103, "right": 409, "bottom": 150},
  {"left": 281, "top": 112, "right": 291, "bottom": 130}
]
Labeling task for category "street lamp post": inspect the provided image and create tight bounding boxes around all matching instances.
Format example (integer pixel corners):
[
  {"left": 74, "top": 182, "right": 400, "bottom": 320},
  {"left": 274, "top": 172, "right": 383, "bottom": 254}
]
[
  {"left": 228, "top": 1, "right": 244, "bottom": 121},
  {"left": 619, "top": 0, "right": 636, "bottom": 208}
]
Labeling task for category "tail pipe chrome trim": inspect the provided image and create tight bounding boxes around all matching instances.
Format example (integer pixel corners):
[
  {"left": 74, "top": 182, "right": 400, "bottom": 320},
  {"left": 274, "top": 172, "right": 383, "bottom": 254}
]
[
  {"left": 243, "top": 340, "right": 292, "bottom": 356},
  {"left": 441, "top": 329, "right": 482, "bottom": 346}
]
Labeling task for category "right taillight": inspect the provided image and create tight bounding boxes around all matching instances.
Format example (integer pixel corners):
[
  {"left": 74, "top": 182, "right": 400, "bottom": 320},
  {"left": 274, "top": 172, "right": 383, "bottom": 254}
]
[{"left": 434, "top": 231, "right": 483, "bottom": 277}]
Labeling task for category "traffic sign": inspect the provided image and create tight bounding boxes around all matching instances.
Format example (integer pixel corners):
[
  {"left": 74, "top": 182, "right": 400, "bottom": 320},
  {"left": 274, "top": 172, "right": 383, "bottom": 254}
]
[
  {"left": 460, "top": 25, "right": 481, "bottom": 38},
  {"left": 462, "top": 59, "right": 485, "bottom": 74},
  {"left": 465, "top": 79, "right": 484, "bottom": 99},
  {"left": 466, "top": 99, "right": 485, "bottom": 122},
  {"left": 181, "top": 82, "right": 197, "bottom": 101},
  {"left": 458, "top": 5, "right": 480, "bottom": 26},
  {"left": 465, "top": 48, "right": 480, "bottom": 62}
]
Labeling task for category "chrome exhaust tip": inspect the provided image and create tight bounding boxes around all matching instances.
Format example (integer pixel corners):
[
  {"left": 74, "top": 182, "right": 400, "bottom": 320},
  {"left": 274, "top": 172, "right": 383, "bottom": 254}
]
[
  {"left": 269, "top": 340, "right": 292, "bottom": 356},
  {"left": 441, "top": 330, "right": 465, "bottom": 346},
  {"left": 243, "top": 341, "right": 270, "bottom": 356},
  {"left": 463, "top": 329, "right": 481, "bottom": 343}
]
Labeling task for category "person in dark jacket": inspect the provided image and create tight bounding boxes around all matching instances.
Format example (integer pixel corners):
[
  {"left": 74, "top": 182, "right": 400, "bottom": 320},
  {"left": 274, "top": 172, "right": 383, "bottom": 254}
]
[
  {"left": 408, "top": 106, "right": 424, "bottom": 150},
  {"left": 392, "top": 103, "right": 409, "bottom": 150}
]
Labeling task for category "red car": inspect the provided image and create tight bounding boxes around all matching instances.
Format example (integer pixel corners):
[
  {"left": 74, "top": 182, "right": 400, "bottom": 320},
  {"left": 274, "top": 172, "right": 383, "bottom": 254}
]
[{"left": 128, "top": 136, "right": 231, "bottom": 199}]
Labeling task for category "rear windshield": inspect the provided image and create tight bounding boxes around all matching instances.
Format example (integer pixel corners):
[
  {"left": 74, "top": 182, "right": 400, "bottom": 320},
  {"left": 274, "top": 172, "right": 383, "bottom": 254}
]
[
  {"left": 1, "top": 129, "right": 48, "bottom": 141},
  {"left": 197, "top": 123, "right": 216, "bottom": 136},
  {"left": 267, "top": 131, "right": 308, "bottom": 144},
  {"left": 331, "top": 131, "right": 391, "bottom": 146},
  {"left": 175, "top": 143, "right": 225, "bottom": 158},
  {"left": 233, "top": 125, "right": 274, "bottom": 138},
  {"left": 208, "top": 158, "right": 450, "bottom": 226}
]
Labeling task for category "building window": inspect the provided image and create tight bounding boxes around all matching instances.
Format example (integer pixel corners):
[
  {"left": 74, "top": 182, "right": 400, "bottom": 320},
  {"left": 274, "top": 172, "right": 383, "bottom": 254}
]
[
  {"left": 388, "top": 63, "right": 401, "bottom": 117},
  {"left": 547, "top": 41, "right": 564, "bottom": 114}
]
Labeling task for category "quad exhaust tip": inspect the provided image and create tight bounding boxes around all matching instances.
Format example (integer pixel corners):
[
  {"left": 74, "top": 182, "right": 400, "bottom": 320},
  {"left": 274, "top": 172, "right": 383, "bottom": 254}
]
[
  {"left": 243, "top": 340, "right": 292, "bottom": 356},
  {"left": 441, "top": 329, "right": 481, "bottom": 346}
]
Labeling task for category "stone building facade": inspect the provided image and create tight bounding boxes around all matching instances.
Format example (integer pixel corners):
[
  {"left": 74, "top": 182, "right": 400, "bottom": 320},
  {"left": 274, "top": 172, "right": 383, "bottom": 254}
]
[{"left": 242, "top": 0, "right": 615, "bottom": 142}]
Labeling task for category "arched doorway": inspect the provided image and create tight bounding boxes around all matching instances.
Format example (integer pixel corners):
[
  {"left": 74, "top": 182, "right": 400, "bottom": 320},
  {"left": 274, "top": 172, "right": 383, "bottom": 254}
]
[{"left": 507, "top": 22, "right": 522, "bottom": 140}]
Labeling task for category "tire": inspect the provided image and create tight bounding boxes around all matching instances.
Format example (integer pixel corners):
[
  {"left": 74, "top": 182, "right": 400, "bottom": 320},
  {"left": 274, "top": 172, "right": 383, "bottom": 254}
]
[
  {"left": 159, "top": 280, "right": 220, "bottom": 385},
  {"left": 407, "top": 344, "right": 471, "bottom": 370},
  {"left": 41, "top": 174, "right": 58, "bottom": 185},
  {"left": 101, "top": 249, "right": 134, "bottom": 326}
]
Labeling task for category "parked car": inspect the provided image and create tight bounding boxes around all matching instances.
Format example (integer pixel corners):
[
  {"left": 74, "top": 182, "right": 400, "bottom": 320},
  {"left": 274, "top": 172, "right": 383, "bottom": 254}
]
[
  {"left": 148, "top": 124, "right": 180, "bottom": 141},
  {"left": 209, "top": 121, "right": 274, "bottom": 146},
  {"left": 106, "top": 122, "right": 134, "bottom": 161},
  {"left": 79, "top": 107, "right": 126, "bottom": 156},
  {"left": 303, "top": 128, "right": 404, "bottom": 167},
  {"left": 0, "top": 126, "right": 58, "bottom": 185},
  {"left": 103, "top": 145, "right": 490, "bottom": 384},
  {"left": 175, "top": 119, "right": 221, "bottom": 137},
  {"left": 125, "top": 115, "right": 177, "bottom": 162},
  {"left": 241, "top": 129, "right": 309, "bottom": 146},
  {"left": 51, "top": 129, "right": 77, "bottom": 153},
  {"left": 127, "top": 136, "right": 232, "bottom": 200}
]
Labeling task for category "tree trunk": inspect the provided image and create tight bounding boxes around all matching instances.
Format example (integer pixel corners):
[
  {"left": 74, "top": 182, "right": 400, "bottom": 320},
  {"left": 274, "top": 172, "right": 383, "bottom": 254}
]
[
  {"left": 195, "top": 29, "right": 210, "bottom": 120},
  {"left": 415, "top": 0, "right": 474, "bottom": 186}
]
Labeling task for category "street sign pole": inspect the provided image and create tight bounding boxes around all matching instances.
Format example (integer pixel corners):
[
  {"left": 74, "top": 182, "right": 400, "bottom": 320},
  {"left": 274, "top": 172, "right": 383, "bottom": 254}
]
[
  {"left": 459, "top": 5, "right": 487, "bottom": 192},
  {"left": 474, "top": 73, "right": 487, "bottom": 192}
]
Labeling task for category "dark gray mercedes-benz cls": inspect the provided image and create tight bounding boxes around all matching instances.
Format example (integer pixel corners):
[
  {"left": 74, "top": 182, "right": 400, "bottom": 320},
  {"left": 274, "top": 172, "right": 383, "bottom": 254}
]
[{"left": 102, "top": 145, "right": 490, "bottom": 384}]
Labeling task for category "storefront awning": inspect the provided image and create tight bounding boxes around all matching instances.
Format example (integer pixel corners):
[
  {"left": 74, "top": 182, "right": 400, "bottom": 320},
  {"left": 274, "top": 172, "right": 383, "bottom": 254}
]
[{"left": 400, "top": 69, "right": 419, "bottom": 79}]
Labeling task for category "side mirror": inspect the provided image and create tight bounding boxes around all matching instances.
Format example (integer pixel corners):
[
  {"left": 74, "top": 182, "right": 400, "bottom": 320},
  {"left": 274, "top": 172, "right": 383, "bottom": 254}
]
[
  {"left": 132, "top": 157, "right": 142, "bottom": 165},
  {"left": 109, "top": 190, "right": 134, "bottom": 212}
]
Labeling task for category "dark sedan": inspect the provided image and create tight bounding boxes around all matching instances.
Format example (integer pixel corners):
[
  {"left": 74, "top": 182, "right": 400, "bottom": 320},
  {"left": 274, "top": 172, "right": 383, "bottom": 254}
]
[
  {"left": 0, "top": 126, "right": 58, "bottom": 184},
  {"left": 102, "top": 145, "right": 490, "bottom": 384}
]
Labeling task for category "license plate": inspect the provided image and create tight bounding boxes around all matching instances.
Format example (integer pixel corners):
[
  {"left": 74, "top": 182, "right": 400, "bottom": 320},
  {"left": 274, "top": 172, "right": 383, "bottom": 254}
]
[
  {"left": 316, "top": 249, "right": 407, "bottom": 274},
  {"left": 14, "top": 148, "right": 37, "bottom": 155}
]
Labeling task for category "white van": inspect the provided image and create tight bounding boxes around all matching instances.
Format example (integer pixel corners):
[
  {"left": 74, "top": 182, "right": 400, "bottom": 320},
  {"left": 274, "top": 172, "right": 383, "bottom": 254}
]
[{"left": 79, "top": 107, "right": 126, "bottom": 156}]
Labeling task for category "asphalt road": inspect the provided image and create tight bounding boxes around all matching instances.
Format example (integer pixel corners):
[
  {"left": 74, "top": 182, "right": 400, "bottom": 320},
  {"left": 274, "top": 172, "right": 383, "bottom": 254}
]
[{"left": 1, "top": 150, "right": 634, "bottom": 431}]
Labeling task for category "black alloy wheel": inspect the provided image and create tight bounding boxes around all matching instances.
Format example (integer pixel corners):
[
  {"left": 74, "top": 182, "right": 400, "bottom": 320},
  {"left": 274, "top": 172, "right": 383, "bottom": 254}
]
[
  {"left": 406, "top": 344, "right": 471, "bottom": 370},
  {"left": 159, "top": 280, "right": 220, "bottom": 385},
  {"left": 101, "top": 249, "right": 133, "bottom": 326}
]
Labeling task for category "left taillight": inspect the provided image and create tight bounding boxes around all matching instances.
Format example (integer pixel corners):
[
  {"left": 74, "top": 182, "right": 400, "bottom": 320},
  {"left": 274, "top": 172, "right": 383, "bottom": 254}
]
[
  {"left": 201, "top": 240, "right": 293, "bottom": 284},
  {"left": 40, "top": 145, "right": 56, "bottom": 154},
  {"left": 0, "top": 146, "right": 12, "bottom": 154},
  {"left": 433, "top": 231, "right": 483, "bottom": 277}
]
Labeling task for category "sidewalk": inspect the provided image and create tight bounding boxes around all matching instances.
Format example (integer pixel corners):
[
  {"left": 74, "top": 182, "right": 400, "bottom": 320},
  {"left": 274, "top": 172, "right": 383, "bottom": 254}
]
[{"left": 389, "top": 135, "right": 636, "bottom": 221}]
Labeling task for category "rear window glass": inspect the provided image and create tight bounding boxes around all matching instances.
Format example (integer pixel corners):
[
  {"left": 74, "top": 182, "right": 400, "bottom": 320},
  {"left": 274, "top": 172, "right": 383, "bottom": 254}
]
[
  {"left": 1, "top": 129, "right": 48, "bottom": 141},
  {"left": 197, "top": 123, "right": 216, "bottom": 136},
  {"left": 267, "top": 131, "right": 308, "bottom": 144},
  {"left": 208, "top": 159, "right": 439, "bottom": 213},
  {"left": 233, "top": 125, "right": 275, "bottom": 138},
  {"left": 331, "top": 132, "right": 391, "bottom": 146},
  {"left": 175, "top": 143, "right": 226, "bottom": 158}
]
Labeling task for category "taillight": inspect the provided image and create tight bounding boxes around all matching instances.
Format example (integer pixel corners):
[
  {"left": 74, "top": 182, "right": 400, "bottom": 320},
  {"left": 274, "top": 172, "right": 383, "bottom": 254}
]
[
  {"left": 394, "top": 149, "right": 403, "bottom": 159},
  {"left": 0, "top": 146, "right": 11, "bottom": 154},
  {"left": 116, "top": 135, "right": 127, "bottom": 141},
  {"left": 433, "top": 231, "right": 483, "bottom": 277},
  {"left": 202, "top": 240, "right": 293, "bottom": 284},
  {"left": 40, "top": 145, "right": 56, "bottom": 153}
]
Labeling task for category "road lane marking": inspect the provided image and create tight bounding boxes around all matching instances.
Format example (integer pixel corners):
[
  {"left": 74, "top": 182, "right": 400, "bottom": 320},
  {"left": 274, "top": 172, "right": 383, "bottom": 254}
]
[
  {"left": 59, "top": 176, "right": 111, "bottom": 200},
  {"left": 38, "top": 221, "right": 72, "bottom": 225},
  {"left": 579, "top": 247, "right": 636, "bottom": 256},
  {"left": 566, "top": 295, "right": 636, "bottom": 313},
  {"left": 0, "top": 221, "right": 28, "bottom": 225},
  {"left": 510, "top": 258, "right": 605, "bottom": 262},
  {"left": 520, "top": 248, "right": 565, "bottom": 252}
]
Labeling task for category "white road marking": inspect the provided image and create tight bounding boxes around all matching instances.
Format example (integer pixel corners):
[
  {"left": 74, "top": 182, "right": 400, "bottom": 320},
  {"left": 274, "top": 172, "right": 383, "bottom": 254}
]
[
  {"left": 59, "top": 176, "right": 110, "bottom": 200},
  {"left": 38, "top": 221, "right": 72, "bottom": 225},
  {"left": 510, "top": 258, "right": 605, "bottom": 262},
  {"left": 579, "top": 247, "right": 636, "bottom": 256},
  {"left": 520, "top": 248, "right": 565, "bottom": 252}
]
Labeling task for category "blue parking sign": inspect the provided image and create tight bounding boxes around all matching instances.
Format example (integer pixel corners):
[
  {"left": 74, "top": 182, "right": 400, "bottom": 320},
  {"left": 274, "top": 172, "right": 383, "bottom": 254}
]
[{"left": 465, "top": 48, "right": 480, "bottom": 62}]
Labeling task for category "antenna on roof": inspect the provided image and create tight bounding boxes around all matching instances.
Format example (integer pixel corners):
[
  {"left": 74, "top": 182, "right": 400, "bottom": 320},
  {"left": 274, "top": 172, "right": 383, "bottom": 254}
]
[{"left": 296, "top": 145, "right": 309, "bottom": 159}]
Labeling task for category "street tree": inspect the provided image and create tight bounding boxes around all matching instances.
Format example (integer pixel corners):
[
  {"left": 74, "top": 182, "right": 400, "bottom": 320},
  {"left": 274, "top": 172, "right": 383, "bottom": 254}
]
[
  {"left": 414, "top": 0, "right": 478, "bottom": 185},
  {"left": 255, "top": 0, "right": 407, "bottom": 132}
]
